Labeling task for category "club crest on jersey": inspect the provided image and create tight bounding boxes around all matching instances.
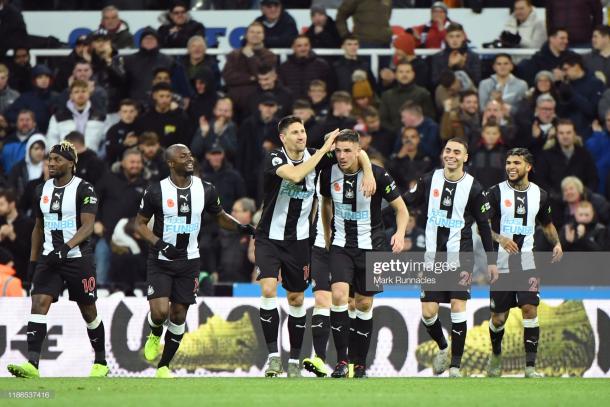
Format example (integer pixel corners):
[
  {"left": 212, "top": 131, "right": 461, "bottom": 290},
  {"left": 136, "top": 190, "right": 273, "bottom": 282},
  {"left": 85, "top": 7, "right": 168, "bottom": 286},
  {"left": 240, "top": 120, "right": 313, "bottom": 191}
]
[
  {"left": 345, "top": 189, "right": 354, "bottom": 199},
  {"left": 334, "top": 182, "right": 341, "bottom": 192},
  {"left": 442, "top": 195, "right": 452, "bottom": 206},
  {"left": 516, "top": 204, "right": 526, "bottom": 215},
  {"left": 42, "top": 195, "right": 49, "bottom": 204},
  {"left": 180, "top": 202, "right": 190, "bottom": 213},
  {"left": 504, "top": 199, "right": 512, "bottom": 207},
  {"left": 51, "top": 200, "right": 60, "bottom": 211},
  {"left": 433, "top": 189, "right": 440, "bottom": 197},
  {"left": 147, "top": 285, "right": 154, "bottom": 296},
  {"left": 167, "top": 199, "right": 175, "bottom": 208}
]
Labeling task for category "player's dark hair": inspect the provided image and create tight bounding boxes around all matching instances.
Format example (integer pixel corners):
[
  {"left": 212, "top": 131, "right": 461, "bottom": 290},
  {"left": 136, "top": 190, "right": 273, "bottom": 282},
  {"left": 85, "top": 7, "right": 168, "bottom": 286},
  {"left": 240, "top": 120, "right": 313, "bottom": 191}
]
[
  {"left": 0, "top": 189, "right": 17, "bottom": 204},
  {"left": 65, "top": 130, "right": 85, "bottom": 145},
  {"left": 446, "top": 137, "right": 468, "bottom": 151},
  {"left": 335, "top": 129, "right": 359, "bottom": 144},
  {"left": 506, "top": 147, "right": 534, "bottom": 165},
  {"left": 277, "top": 115, "right": 303, "bottom": 134}
]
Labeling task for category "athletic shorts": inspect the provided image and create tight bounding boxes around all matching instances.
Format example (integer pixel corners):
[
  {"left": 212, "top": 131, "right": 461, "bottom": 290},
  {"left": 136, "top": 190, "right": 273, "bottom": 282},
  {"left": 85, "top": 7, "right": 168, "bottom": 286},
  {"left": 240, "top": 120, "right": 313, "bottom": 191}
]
[
  {"left": 147, "top": 258, "right": 200, "bottom": 305},
  {"left": 490, "top": 290, "right": 540, "bottom": 313},
  {"left": 31, "top": 255, "right": 97, "bottom": 304},
  {"left": 311, "top": 245, "right": 331, "bottom": 292},
  {"left": 329, "top": 246, "right": 381, "bottom": 297},
  {"left": 420, "top": 290, "right": 471, "bottom": 303},
  {"left": 255, "top": 236, "right": 310, "bottom": 293}
]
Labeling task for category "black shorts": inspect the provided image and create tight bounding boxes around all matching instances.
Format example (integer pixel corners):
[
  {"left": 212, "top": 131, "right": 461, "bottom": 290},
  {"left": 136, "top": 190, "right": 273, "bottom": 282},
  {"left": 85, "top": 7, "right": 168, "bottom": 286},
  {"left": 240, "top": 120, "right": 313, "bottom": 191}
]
[
  {"left": 147, "top": 258, "right": 200, "bottom": 305},
  {"left": 32, "top": 256, "right": 97, "bottom": 304},
  {"left": 490, "top": 291, "right": 540, "bottom": 313},
  {"left": 420, "top": 290, "right": 471, "bottom": 303},
  {"left": 329, "top": 246, "right": 381, "bottom": 297},
  {"left": 311, "top": 245, "right": 331, "bottom": 292},
  {"left": 255, "top": 236, "right": 310, "bottom": 293}
]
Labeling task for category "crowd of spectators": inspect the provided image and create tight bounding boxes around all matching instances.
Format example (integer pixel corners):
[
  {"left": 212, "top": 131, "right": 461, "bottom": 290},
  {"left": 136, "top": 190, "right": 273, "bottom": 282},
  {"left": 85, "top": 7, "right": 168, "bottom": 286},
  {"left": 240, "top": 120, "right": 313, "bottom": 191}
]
[{"left": 0, "top": 0, "right": 609, "bottom": 296}]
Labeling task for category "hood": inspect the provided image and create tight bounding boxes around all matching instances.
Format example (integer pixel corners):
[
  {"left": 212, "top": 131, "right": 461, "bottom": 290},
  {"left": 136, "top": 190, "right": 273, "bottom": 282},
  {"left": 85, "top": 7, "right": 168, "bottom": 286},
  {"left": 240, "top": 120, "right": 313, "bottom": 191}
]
[{"left": 25, "top": 133, "right": 46, "bottom": 165}]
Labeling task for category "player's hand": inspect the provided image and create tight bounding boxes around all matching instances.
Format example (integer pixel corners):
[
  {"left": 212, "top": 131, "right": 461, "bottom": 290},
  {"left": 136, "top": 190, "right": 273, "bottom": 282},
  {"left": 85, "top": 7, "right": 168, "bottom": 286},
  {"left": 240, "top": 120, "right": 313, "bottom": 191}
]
[
  {"left": 488, "top": 264, "right": 499, "bottom": 284},
  {"left": 46, "top": 244, "right": 71, "bottom": 266},
  {"left": 390, "top": 232, "right": 404, "bottom": 253},
  {"left": 551, "top": 243, "right": 563, "bottom": 263},
  {"left": 498, "top": 236, "right": 519, "bottom": 254},
  {"left": 237, "top": 223, "right": 256, "bottom": 236},
  {"left": 360, "top": 171, "right": 376, "bottom": 197},
  {"left": 154, "top": 240, "right": 182, "bottom": 260},
  {"left": 321, "top": 129, "right": 340, "bottom": 153}
]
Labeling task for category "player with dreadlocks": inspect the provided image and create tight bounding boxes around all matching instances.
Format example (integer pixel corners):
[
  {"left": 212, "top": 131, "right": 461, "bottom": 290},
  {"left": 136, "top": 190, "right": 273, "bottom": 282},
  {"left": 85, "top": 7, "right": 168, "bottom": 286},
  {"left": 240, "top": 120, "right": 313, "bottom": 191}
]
[{"left": 7, "top": 141, "right": 108, "bottom": 378}]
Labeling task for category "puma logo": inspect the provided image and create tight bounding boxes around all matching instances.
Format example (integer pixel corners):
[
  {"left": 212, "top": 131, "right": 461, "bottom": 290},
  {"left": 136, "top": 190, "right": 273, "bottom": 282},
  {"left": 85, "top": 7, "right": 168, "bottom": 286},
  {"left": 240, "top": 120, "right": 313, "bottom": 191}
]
[
  {"left": 170, "top": 338, "right": 181, "bottom": 344},
  {"left": 445, "top": 187, "right": 454, "bottom": 195},
  {"left": 179, "top": 194, "right": 188, "bottom": 200},
  {"left": 90, "top": 338, "right": 98, "bottom": 343},
  {"left": 452, "top": 329, "right": 463, "bottom": 336},
  {"left": 356, "top": 330, "right": 369, "bottom": 338},
  {"left": 260, "top": 316, "right": 272, "bottom": 323},
  {"left": 517, "top": 196, "right": 526, "bottom": 203},
  {"left": 526, "top": 339, "right": 538, "bottom": 346},
  {"left": 26, "top": 331, "right": 36, "bottom": 336},
  {"left": 331, "top": 325, "right": 342, "bottom": 332},
  {"left": 345, "top": 180, "right": 354, "bottom": 187},
  {"left": 54, "top": 192, "right": 62, "bottom": 199},
  {"left": 295, "top": 324, "right": 306, "bottom": 329},
  {"left": 311, "top": 322, "right": 324, "bottom": 329}
]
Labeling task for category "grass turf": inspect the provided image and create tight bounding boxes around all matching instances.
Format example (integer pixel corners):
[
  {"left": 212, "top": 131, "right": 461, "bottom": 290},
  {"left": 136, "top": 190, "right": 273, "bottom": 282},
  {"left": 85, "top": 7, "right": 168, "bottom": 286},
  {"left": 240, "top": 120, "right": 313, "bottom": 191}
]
[{"left": 0, "top": 377, "right": 608, "bottom": 406}]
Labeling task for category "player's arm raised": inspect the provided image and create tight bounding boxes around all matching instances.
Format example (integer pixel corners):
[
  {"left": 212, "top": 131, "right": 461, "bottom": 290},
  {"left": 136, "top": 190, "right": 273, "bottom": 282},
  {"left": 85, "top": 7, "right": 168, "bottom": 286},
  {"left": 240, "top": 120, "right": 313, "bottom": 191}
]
[
  {"left": 276, "top": 129, "right": 339, "bottom": 183},
  {"left": 358, "top": 150, "right": 376, "bottom": 197}
]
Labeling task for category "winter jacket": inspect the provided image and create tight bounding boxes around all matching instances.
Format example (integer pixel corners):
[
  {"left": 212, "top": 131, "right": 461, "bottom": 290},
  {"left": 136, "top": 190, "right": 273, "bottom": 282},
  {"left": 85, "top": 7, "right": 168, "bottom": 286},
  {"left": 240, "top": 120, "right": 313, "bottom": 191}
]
[
  {"left": 46, "top": 103, "right": 107, "bottom": 154},
  {"left": 248, "top": 84, "right": 294, "bottom": 119},
  {"left": 305, "top": 17, "right": 342, "bottom": 49},
  {"left": 4, "top": 87, "right": 58, "bottom": 132},
  {"left": 105, "top": 20, "right": 135, "bottom": 49},
  {"left": 332, "top": 57, "right": 376, "bottom": 94},
  {"left": 379, "top": 82, "right": 435, "bottom": 132},
  {"left": 387, "top": 151, "right": 433, "bottom": 192},
  {"left": 104, "top": 120, "right": 138, "bottom": 165},
  {"left": 585, "top": 130, "right": 610, "bottom": 196},
  {"left": 0, "top": 4, "right": 27, "bottom": 58},
  {"left": 0, "top": 130, "right": 38, "bottom": 173},
  {"left": 430, "top": 46, "right": 481, "bottom": 86},
  {"left": 0, "top": 86, "right": 19, "bottom": 113},
  {"left": 546, "top": 0, "right": 602, "bottom": 45},
  {"left": 336, "top": 0, "right": 392, "bottom": 46},
  {"left": 468, "top": 143, "right": 507, "bottom": 190},
  {"left": 478, "top": 74, "right": 528, "bottom": 110},
  {"left": 158, "top": 19, "right": 205, "bottom": 49},
  {"left": 191, "top": 120, "right": 238, "bottom": 162},
  {"left": 310, "top": 115, "right": 357, "bottom": 149},
  {"left": 222, "top": 48, "right": 277, "bottom": 119},
  {"left": 583, "top": 50, "right": 610, "bottom": 86},
  {"left": 517, "top": 43, "right": 576, "bottom": 86},
  {"left": 74, "top": 149, "right": 107, "bottom": 186},
  {"left": 392, "top": 118, "right": 441, "bottom": 163},
  {"left": 502, "top": 8, "right": 547, "bottom": 49},
  {"left": 180, "top": 54, "right": 221, "bottom": 92},
  {"left": 535, "top": 144, "right": 599, "bottom": 199},
  {"left": 278, "top": 52, "right": 334, "bottom": 99},
  {"left": 136, "top": 107, "right": 194, "bottom": 148},
  {"left": 255, "top": 11, "right": 298, "bottom": 49},
  {"left": 0, "top": 214, "right": 33, "bottom": 283},
  {"left": 561, "top": 222, "right": 607, "bottom": 251},
  {"left": 201, "top": 162, "right": 246, "bottom": 212},
  {"left": 557, "top": 72, "right": 605, "bottom": 139},
  {"left": 410, "top": 19, "right": 451, "bottom": 49}
]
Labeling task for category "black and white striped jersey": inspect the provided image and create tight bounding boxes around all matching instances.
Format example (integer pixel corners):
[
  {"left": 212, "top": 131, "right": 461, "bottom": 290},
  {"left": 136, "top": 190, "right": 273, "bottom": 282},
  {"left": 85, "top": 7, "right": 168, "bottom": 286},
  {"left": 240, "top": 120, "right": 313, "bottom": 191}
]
[
  {"left": 487, "top": 181, "right": 552, "bottom": 271},
  {"left": 320, "top": 164, "right": 401, "bottom": 250},
  {"left": 35, "top": 176, "right": 98, "bottom": 257},
  {"left": 404, "top": 168, "right": 494, "bottom": 253},
  {"left": 139, "top": 176, "right": 222, "bottom": 261},
  {"left": 257, "top": 147, "right": 334, "bottom": 241}
]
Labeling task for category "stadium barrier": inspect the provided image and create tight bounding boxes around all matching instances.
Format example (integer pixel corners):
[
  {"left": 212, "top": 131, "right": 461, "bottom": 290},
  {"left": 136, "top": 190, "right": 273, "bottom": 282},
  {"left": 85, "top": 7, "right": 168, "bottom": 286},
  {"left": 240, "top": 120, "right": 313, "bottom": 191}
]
[{"left": 1, "top": 297, "right": 609, "bottom": 377}]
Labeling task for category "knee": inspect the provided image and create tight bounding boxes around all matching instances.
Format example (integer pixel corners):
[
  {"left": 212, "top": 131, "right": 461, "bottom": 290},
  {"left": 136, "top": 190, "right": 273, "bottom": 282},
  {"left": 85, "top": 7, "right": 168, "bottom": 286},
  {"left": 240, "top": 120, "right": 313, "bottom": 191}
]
[
  {"left": 260, "top": 279, "right": 277, "bottom": 298},
  {"left": 491, "top": 313, "right": 507, "bottom": 327},
  {"left": 314, "top": 291, "right": 331, "bottom": 309},
  {"left": 421, "top": 303, "right": 439, "bottom": 320},
  {"left": 30, "top": 295, "right": 51, "bottom": 315},
  {"left": 151, "top": 306, "right": 169, "bottom": 324},
  {"left": 80, "top": 305, "right": 98, "bottom": 323},
  {"left": 521, "top": 305, "right": 537, "bottom": 320},
  {"left": 169, "top": 306, "right": 188, "bottom": 325},
  {"left": 355, "top": 296, "right": 373, "bottom": 313},
  {"left": 287, "top": 292, "right": 304, "bottom": 307},
  {"left": 331, "top": 284, "right": 349, "bottom": 306}
]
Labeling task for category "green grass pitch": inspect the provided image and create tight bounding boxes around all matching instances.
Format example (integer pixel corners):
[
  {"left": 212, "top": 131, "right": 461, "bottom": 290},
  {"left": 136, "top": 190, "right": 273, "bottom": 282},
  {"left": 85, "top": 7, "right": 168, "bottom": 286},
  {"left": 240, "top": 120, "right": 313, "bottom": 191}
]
[{"left": 1, "top": 378, "right": 609, "bottom": 406}]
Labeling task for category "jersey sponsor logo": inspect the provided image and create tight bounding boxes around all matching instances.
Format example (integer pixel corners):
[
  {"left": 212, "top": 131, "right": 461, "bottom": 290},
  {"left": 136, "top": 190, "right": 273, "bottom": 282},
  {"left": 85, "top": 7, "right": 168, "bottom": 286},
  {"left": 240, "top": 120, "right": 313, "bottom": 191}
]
[
  {"left": 335, "top": 203, "right": 369, "bottom": 221},
  {"left": 433, "top": 189, "right": 440, "bottom": 198},
  {"left": 164, "top": 124, "right": 176, "bottom": 134},
  {"left": 42, "top": 195, "right": 49, "bottom": 204},
  {"left": 385, "top": 181, "right": 396, "bottom": 194},
  {"left": 83, "top": 196, "right": 97, "bottom": 205},
  {"left": 481, "top": 202, "right": 490, "bottom": 213},
  {"left": 501, "top": 217, "right": 534, "bottom": 235},
  {"left": 271, "top": 157, "right": 283, "bottom": 166},
  {"left": 163, "top": 216, "right": 199, "bottom": 234},
  {"left": 334, "top": 182, "right": 341, "bottom": 192},
  {"left": 279, "top": 182, "right": 313, "bottom": 200},
  {"left": 504, "top": 199, "right": 512, "bottom": 207},
  {"left": 43, "top": 213, "right": 76, "bottom": 230},
  {"left": 167, "top": 199, "right": 175, "bottom": 208},
  {"left": 427, "top": 208, "right": 465, "bottom": 228}
]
